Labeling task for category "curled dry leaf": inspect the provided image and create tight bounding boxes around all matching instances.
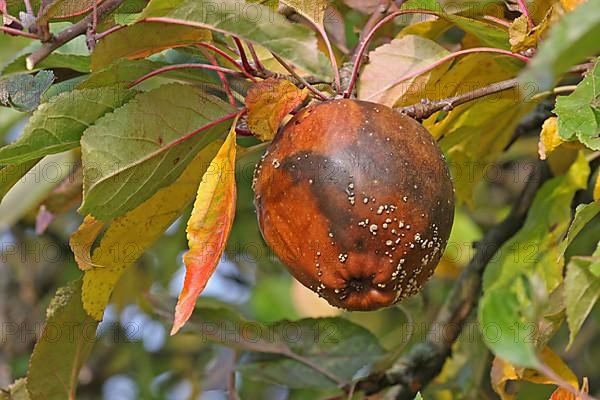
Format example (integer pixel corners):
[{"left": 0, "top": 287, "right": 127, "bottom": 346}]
[
  {"left": 172, "top": 120, "right": 238, "bottom": 335},
  {"left": 549, "top": 377, "right": 589, "bottom": 399},
  {"left": 509, "top": 10, "right": 556, "bottom": 53},
  {"left": 69, "top": 215, "right": 104, "bottom": 271},
  {"left": 491, "top": 347, "right": 579, "bottom": 400},
  {"left": 245, "top": 78, "right": 308, "bottom": 141},
  {"left": 538, "top": 117, "right": 564, "bottom": 159}
]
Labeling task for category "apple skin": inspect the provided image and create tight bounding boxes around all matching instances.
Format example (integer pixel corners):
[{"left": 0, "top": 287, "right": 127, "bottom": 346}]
[{"left": 253, "top": 99, "right": 454, "bottom": 310}]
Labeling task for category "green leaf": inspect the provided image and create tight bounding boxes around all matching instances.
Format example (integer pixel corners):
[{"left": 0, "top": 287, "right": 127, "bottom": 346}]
[
  {"left": 0, "top": 159, "right": 40, "bottom": 203},
  {"left": 559, "top": 201, "right": 600, "bottom": 258},
  {"left": 184, "top": 304, "right": 385, "bottom": 389},
  {"left": 564, "top": 243, "right": 600, "bottom": 348},
  {"left": 414, "top": 392, "right": 424, "bottom": 400},
  {"left": 77, "top": 59, "right": 219, "bottom": 89},
  {"left": 479, "top": 278, "right": 541, "bottom": 368},
  {"left": 553, "top": 59, "right": 600, "bottom": 150},
  {"left": 0, "top": 151, "right": 76, "bottom": 231},
  {"left": 138, "top": 0, "right": 332, "bottom": 79},
  {"left": 81, "top": 142, "right": 222, "bottom": 319},
  {"left": 91, "top": 21, "right": 211, "bottom": 70},
  {"left": 282, "top": 0, "right": 327, "bottom": 26},
  {"left": 519, "top": 0, "right": 600, "bottom": 92},
  {"left": 247, "top": 0, "right": 279, "bottom": 9},
  {"left": 479, "top": 154, "right": 590, "bottom": 367},
  {"left": 3, "top": 53, "right": 90, "bottom": 75},
  {"left": 357, "top": 35, "right": 450, "bottom": 107},
  {"left": 402, "top": 0, "right": 510, "bottom": 49},
  {"left": 0, "top": 87, "right": 136, "bottom": 164},
  {"left": 2, "top": 37, "right": 90, "bottom": 75},
  {"left": 423, "top": 54, "right": 530, "bottom": 204},
  {"left": 27, "top": 280, "right": 98, "bottom": 400},
  {"left": 38, "top": 0, "right": 99, "bottom": 24},
  {"left": 79, "top": 83, "right": 235, "bottom": 221},
  {"left": 0, "top": 71, "right": 54, "bottom": 112},
  {"left": 483, "top": 152, "right": 590, "bottom": 292}
]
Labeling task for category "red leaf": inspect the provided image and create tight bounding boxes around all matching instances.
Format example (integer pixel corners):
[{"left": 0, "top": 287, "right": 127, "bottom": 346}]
[{"left": 171, "top": 121, "right": 238, "bottom": 335}]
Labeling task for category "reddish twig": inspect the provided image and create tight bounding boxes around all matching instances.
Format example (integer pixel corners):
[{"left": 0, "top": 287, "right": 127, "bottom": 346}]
[
  {"left": 352, "top": 1, "right": 391, "bottom": 63},
  {"left": 201, "top": 49, "right": 237, "bottom": 106},
  {"left": 140, "top": 111, "right": 240, "bottom": 158},
  {"left": 270, "top": 52, "right": 330, "bottom": 101},
  {"left": 23, "top": 0, "right": 34, "bottom": 15},
  {"left": 232, "top": 36, "right": 254, "bottom": 74},
  {"left": 246, "top": 41, "right": 266, "bottom": 73},
  {"left": 516, "top": 0, "right": 535, "bottom": 27},
  {"left": 196, "top": 42, "right": 257, "bottom": 81},
  {"left": 301, "top": 17, "right": 340, "bottom": 92},
  {"left": 93, "top": 24, "right": 126, "bottom": 41},
  {"left": 482, "top": 15, "right": 511, "bottom": 28},
  {"left": 0, "top": 25, "right": 38, "bottom": 39},
  {"left": 128, "top": 63, "right": 245, "bottom": 88}
]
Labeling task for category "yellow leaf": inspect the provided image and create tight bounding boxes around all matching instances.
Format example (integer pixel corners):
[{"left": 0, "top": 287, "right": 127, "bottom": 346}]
[
  {"left": 424, "top": 54, "right": 534, "bottom": 205},
  {"left": 509, "top": 8, "right": 558, "bottom": 53},
  {"left": 69, "top": 215, "right": 104, "bottom": 271},
  {"left": 491, "top": 348, "right": 579, "bottom": 400},
  {"left": 282, "top": 0, "right": 328, "bottom": 26},
  {"left": 397, "top": 18, "right": 452, "bottom": 41},
  {"left": 539, "top": 117, "right": 564, "bottom": 159},
  {"left": 491, "top": 356, "right": 520, "bottom": 400},
  {"left": 245, "top": 78, "right": 307, "bottom": 141},
  {"left": 524, "top": 347, "right": 579, "bottom": 388},
  {"left": 594, "top": 172, "right": 600, "bottom": 201},
  {"left": 550, "top": 377, "right": 589, "bottom": 399},
  {"left": 172, "top": 122, "right": 238, "bottom": 335},
  {"left": 81, "top": 142, "right": 222, "bottom": 320}
]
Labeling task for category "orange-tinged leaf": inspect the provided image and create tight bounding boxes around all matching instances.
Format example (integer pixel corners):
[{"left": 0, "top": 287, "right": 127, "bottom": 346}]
[
  {"left": 69, "top": 215, "right": 104, "bottom": 271},
  {"left": 491, "top": 356, "right": 520, "bottom": 400},
  {"left": 524, "top": 347, "right": 579, "bottom": 388},
  {"left": 172, "top": 122, "right": 238, "bottom": 335},
  {"left": 560, "top": 0, "right": 587, "bottom": 12},
  {"left": 550, "top": 377, "right": 589, "bottom": 399},
  {"left": 245, "top": 78, "right": 307, "bottom": 141}
]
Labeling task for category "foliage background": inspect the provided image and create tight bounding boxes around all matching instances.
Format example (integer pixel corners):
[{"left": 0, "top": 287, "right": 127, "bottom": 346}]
[{"left": 0, "top": 0, "right": 599, "bottom": 399}]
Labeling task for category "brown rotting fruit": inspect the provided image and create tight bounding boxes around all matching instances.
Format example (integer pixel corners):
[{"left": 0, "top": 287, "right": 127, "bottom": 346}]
[{"left": 253, "top": 99, "right": 454, "bottom": 310}]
